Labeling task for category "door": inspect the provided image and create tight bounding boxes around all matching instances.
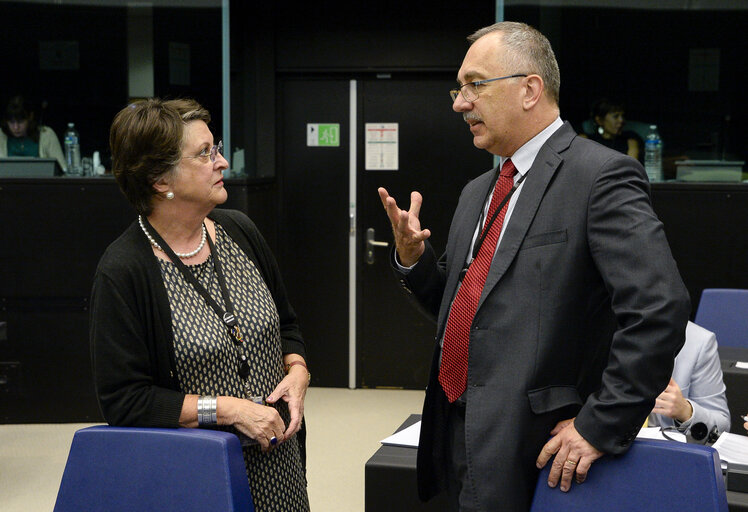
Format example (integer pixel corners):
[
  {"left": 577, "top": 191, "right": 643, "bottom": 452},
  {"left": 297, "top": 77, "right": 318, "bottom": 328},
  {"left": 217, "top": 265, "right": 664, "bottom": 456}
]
[
  {"left": 356, "top": 76, "right": 491, "bottom": 388},
  {"left": 277, "top": 78, "right": 351, "bottom": 387},
  {"left": 278, "top": 74, "right": 491, "bottom": 389}
]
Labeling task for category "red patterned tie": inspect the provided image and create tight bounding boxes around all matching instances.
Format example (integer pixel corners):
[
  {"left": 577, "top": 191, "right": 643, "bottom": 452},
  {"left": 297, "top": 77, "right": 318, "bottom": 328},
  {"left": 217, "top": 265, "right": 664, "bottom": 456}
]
[{"left": 439, "top": 159, "right": 517, "bottom": 402}]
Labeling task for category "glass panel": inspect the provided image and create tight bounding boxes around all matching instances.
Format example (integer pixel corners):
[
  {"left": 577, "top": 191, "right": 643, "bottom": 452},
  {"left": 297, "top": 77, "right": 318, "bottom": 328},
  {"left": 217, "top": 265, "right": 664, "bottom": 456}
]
[
  {"left": 506, "top": 2, "right": 747, "bottom": 182},
  {"left": 0, "top": 0, "right": 224, "bottom": 176}
]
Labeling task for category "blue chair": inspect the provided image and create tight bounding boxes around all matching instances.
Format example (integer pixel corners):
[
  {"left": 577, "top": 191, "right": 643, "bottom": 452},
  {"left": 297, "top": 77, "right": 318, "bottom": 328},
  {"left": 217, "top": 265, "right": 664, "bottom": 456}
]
[
  {"left": 695, "top": 288, "right": 748, "bottom": 348},
  {"left": 530, "top": 439, "right": 728, "bottom": 512},
  {"left": 54, "top": 426, "right": 254, "bottom": 512}
]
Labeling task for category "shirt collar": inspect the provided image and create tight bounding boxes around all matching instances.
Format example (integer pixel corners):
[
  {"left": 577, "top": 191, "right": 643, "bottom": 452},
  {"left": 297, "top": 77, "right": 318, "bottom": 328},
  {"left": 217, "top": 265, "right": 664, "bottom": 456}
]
[{"left": 499, "top": 117, "right": 564, "bottom": 176}]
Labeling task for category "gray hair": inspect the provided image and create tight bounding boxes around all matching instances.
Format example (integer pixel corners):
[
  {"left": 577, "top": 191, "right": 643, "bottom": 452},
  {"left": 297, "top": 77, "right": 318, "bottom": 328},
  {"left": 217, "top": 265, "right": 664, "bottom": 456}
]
[{"left": 468, "top": 22, "right": 560, "bottom": 105}]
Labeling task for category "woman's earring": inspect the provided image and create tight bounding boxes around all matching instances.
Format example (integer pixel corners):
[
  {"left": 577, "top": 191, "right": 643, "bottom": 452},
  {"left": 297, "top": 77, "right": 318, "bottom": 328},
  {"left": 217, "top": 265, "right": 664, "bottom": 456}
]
[
  {"left": 597, "top": 125, "right": 604, "bottom": 136},
  {"left": 166, "top": 191, "right": 175, "bottom": 200}
]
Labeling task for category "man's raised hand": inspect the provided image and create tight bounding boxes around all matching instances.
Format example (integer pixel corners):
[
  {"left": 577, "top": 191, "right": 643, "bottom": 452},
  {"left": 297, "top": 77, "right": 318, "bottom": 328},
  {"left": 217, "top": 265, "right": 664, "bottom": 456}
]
[{"left": 377, "top": 187, "right": 431, "bottom": 267}]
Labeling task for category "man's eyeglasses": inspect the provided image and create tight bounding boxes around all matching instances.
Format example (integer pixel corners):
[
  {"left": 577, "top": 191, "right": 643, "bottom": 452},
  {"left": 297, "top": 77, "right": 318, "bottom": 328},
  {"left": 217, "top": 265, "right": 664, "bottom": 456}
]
[
  {"left": 184, "top": 140, "right": 224, "bottom": 163},
  {"left": 449, "top": 74, "right": 528, "bottom": 102}
]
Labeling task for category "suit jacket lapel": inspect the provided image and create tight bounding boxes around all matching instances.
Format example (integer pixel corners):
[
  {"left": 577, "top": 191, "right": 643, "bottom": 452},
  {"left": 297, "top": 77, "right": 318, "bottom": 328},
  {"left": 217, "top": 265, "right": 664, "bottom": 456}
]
[
  {"left": 445, "top": 170, "right": 495, "bottom": 291},
  {"left": 451, "top": 169, "right": 496, "bottom": 273},
  {"left": 436, "top": 170, "right": 496, "bottom": 334},
  {"left": 477, "top": 122, "right": 575, "bottom": 310}
]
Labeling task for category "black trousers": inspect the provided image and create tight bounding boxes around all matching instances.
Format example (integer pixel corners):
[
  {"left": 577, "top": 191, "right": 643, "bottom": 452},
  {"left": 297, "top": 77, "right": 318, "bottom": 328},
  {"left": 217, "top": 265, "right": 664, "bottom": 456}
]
[{"left": 445, "top": 396, "right": 479, "bottom": 512}]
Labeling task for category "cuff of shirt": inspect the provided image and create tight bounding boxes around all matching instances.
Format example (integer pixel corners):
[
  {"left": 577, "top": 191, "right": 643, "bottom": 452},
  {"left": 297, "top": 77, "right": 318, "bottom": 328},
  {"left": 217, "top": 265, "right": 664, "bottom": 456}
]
[
  {"left": 675, "top": 399, "right": 696, "bottom": 430},
  {"left": 394, "top": 251, "right": 416, "bottom": 273}
]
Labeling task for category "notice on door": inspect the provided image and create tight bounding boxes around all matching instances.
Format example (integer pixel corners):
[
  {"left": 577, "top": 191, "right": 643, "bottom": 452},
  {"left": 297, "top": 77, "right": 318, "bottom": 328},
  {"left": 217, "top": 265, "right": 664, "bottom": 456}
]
[
  {"left": 365, "top": 123, "right": 398, "bottom": 170},
  {"left": 307, "top": 123, "right": 340, "bottom": 147}
]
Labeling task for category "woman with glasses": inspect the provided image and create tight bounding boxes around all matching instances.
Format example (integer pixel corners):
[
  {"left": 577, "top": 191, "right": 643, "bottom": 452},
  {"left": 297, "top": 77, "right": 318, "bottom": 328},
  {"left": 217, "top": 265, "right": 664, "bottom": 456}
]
[{"left": 91, "top": 98, "right": 310, "bottom": 511}]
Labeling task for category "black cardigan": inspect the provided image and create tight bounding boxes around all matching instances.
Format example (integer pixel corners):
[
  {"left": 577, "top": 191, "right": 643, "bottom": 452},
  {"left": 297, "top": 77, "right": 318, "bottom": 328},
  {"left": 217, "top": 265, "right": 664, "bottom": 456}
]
[{"left": 90, "top": 209, "right": 306, "bottom": 427}]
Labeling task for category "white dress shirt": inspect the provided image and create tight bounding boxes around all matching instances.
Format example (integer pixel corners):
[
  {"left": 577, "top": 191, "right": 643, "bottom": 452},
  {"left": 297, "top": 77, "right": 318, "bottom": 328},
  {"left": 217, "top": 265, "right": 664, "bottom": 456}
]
[{"left": 396, "top": 116, "right": 564, "bottom": 271}]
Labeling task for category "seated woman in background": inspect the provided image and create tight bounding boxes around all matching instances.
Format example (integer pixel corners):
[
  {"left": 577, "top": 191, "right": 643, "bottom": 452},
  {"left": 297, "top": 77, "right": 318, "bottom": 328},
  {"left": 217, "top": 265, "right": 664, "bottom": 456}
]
[
  {"left": 648, "top": 321, "right": 730, "bottom": 438},
  {"left": 580, "top": 98, "right": 641, "bottom": 161},
  {"left": 91, "top": 98, "right": 310, "bottom": 511},
  {"left": 0, "top": 95, "right": 66, "bottom": 171}
]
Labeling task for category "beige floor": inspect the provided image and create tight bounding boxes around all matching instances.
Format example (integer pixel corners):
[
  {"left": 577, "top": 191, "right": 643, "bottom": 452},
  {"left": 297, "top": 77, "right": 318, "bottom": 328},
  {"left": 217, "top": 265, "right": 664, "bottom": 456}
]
[{"left": 0, "top": 387, "right": 425, "bottom": 512}]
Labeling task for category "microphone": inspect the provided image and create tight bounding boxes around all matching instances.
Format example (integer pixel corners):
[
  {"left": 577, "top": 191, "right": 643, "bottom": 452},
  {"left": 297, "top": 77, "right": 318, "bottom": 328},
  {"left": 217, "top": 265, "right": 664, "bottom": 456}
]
[{"left": 687, "top": 422, "right": 720, "bottom": 445}]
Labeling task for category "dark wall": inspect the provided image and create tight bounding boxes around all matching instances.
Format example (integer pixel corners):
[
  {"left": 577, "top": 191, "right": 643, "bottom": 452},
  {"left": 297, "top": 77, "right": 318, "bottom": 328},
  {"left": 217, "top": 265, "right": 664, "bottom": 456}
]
[
  {"left": 230, "top": 1, "right": 496, "bottom": 181},
  {"left": 153, "top": 7, "right": 223, "bottom": 136},
  {"left": 652, "top": 183, "right": 748, "bottom": 316}
]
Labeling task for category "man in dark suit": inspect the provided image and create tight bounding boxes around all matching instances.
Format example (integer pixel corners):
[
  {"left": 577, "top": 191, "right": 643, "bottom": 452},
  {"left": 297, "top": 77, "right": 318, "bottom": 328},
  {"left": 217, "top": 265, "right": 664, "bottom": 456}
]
[{"left": 378, "top": 22, "right": 690, "bottom": 511}]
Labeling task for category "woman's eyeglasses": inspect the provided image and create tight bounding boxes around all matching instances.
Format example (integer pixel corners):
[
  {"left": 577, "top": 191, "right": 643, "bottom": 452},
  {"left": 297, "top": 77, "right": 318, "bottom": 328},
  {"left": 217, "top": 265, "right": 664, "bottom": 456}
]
[{"left": 184, "top": 140, "right": 224, "bottom": 163}]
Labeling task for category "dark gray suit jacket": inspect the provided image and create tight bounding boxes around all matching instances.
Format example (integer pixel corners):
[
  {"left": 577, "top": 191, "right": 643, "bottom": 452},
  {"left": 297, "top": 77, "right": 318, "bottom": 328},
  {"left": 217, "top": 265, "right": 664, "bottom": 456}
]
[{"left": 396, "top": 122, "right": 690, "bottom": 510}]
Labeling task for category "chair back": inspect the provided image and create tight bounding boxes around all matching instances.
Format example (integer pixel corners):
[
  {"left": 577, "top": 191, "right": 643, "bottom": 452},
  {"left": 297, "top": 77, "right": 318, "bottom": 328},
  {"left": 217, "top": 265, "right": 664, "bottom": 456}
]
[
  {"left": 530, "top": 439, "right": 728, "bottom": 512},
  {"left": 54, "top": 426, "right": 254, "bottom": 512},
  {"left": 695, "top": 288, "right": 748, "bottom": 348}
]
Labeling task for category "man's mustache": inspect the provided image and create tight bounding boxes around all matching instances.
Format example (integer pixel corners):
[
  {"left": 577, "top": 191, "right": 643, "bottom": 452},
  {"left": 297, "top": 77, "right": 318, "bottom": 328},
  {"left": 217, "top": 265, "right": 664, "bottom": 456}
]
[{"left": 463, "top": 112, "right": 482, "bottom": 123}]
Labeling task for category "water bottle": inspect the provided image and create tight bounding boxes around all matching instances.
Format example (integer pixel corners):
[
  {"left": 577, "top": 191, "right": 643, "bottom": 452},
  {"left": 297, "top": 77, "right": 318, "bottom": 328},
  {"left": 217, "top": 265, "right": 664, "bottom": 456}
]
[
  {"left": 644, "top": 124, "right": 663, "bottom": 182},
  {"left": 64, "top": 123, "right": 82, "bottom": 175}
]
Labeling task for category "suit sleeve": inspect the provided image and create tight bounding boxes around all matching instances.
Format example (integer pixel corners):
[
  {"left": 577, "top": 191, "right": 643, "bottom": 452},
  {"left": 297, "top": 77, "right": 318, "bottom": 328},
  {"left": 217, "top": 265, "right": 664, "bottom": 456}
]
[
  {"left": 573, "top": 154, "right": 691, "bottom": 454},
  {"left": 390, "top": 241, "right": 448, "bottom": 322}
]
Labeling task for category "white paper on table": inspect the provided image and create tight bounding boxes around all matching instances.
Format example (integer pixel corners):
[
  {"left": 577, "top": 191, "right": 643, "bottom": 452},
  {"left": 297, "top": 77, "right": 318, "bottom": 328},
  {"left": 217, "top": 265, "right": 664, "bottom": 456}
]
[
  {"left": 712, "top": 432, "right": 748, "bottom": 465},
  {"left": 380, "top": 420, "right": 421, "bottom": 448},
  {"left": 735, "top": 361, "right": 748, "bottom": 369},
  {"left": 636, "top": 427, "right": 687, "bottom": 443}
]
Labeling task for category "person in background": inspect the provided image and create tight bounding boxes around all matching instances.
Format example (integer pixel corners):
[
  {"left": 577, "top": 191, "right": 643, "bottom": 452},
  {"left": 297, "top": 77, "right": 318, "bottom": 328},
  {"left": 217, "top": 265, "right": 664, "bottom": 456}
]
[
  {"left": 379, "top": 22, "right": 689, "bottom": 511},
  {"left": 0, "top": 95, "right": 66, "bottom": 171},
  {"left": 579, "top": 98, "right": 641, "bottom": 161},
  {"left": 648, "top": 321, "right": 730, "bottom": 437},
  {"left": 91, "top": 98, "right": 310, "bottom": 511}
]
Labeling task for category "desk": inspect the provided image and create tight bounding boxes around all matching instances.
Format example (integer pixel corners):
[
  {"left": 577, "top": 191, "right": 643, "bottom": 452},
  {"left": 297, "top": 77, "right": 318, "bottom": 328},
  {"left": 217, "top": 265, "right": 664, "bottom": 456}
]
[
  {"left": 369, "top": 414, "right": 748, "bottom": 512},
  {"left": 721, "top": 357, "right": 748, "bottom": 437},
  {"left": 365, "top": 414, "right": 448, "bottom": 511}
]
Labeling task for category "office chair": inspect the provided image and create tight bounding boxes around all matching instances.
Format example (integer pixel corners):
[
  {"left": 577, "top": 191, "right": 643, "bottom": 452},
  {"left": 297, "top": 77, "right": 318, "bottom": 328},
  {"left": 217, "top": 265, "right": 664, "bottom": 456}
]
[
  {"left": 530, "top": 439, "right": 728, "bottom": 512},
  {"left": 54, "top": 426, "right": 254, "bottom": 512},
  {"left": 695, "top": 288, "right": 748, "bottom": 348}
]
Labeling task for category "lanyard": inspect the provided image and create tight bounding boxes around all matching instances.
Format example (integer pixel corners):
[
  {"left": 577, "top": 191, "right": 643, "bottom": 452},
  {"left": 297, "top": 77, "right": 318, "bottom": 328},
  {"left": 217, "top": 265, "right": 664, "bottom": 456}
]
[
  {"left": 469, "top": 170, "right": 527, "bottom": 263},
  {"left": 142, "top": 217, "right": 250, "bottom": 380}
]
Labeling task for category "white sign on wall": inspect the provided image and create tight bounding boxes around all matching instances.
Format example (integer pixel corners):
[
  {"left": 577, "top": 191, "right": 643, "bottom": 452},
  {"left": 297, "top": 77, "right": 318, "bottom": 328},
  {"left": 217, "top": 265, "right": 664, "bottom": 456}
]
[{"left": 365, "top": 123, "right": 398, "bottom": 170}]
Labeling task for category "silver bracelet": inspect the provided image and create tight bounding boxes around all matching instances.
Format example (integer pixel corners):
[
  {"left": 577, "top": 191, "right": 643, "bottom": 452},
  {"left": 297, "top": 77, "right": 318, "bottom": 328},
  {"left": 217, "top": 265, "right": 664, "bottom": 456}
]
[{"left": 197, "top": 395, "right": 217, "bottom": 425}]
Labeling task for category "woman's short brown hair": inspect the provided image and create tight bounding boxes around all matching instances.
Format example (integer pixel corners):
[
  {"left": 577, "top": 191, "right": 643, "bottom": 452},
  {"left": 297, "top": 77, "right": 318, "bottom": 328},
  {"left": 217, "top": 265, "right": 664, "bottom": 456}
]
[{"left": 109, "top": 98, "right": 210, "bottom": 215}]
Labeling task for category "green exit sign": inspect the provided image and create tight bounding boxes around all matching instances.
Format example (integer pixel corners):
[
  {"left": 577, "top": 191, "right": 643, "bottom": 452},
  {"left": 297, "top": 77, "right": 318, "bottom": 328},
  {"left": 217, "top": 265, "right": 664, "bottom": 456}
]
[{"left": 307, "top": 123, "right": 340, "bottom": 147}]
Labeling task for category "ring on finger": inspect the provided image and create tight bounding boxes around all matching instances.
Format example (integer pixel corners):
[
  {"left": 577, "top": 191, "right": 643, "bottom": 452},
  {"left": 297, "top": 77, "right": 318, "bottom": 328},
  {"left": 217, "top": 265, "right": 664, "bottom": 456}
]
[
  {"left": 270, "top": 436, "right": 278, "bottom": 446},
  {"left": 565, "top": 459, "right": 577, "bottom": 466}
]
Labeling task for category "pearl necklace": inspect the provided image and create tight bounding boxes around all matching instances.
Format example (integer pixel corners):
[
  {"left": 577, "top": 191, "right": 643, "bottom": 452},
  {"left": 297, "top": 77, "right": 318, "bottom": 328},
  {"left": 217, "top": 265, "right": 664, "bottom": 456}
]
[{"left": 138, "top": 215, "right": 207, "bottom": 259}]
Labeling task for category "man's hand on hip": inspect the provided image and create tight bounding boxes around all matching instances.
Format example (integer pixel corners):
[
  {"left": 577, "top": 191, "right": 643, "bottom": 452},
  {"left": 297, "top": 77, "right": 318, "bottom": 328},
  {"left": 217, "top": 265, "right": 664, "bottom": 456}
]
[
  {"left": 378, "top": 187, "right": 431, "bottom": 267},
  {"left": 536, "top": 418, "right": 604, "bottom": 492}
]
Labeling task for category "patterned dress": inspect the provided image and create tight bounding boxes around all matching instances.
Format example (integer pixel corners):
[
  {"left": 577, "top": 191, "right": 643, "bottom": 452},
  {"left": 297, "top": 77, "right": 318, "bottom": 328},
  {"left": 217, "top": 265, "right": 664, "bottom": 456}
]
[{"left": 159, "top": 224, "right": 310, "bottom": 511}]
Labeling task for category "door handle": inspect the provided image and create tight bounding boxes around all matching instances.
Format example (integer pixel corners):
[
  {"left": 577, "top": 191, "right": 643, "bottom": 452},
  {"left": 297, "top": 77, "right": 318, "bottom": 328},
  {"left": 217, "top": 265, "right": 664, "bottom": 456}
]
[{"left": 366, "top": 227, "right": 389, "bottom": 264}]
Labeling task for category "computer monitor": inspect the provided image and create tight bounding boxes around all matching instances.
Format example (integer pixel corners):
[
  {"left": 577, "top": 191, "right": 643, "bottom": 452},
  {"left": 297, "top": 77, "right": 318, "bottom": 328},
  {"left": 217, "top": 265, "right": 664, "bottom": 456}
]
[
  {"left": 675, "top": 160, "right": 745, "bottom": 182},
  {"left": 0, "top": 157, "right": 62, "bottom": 177}
]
